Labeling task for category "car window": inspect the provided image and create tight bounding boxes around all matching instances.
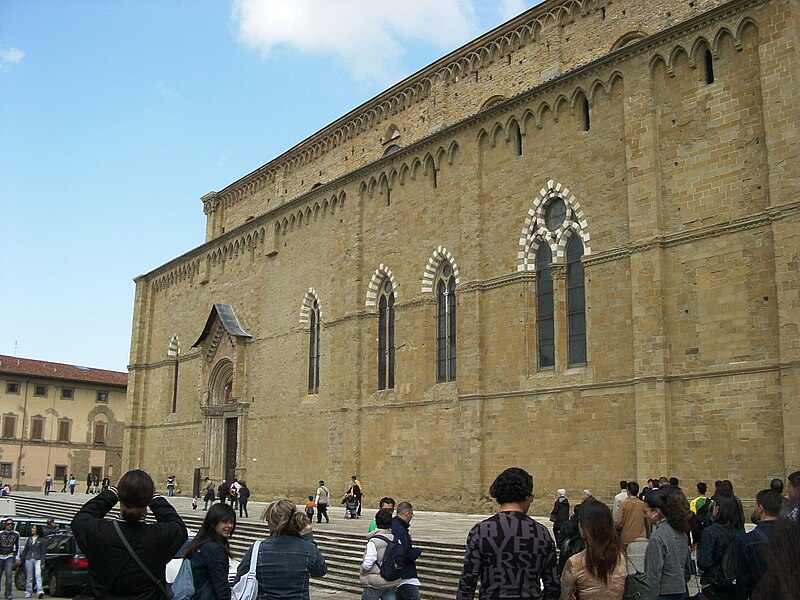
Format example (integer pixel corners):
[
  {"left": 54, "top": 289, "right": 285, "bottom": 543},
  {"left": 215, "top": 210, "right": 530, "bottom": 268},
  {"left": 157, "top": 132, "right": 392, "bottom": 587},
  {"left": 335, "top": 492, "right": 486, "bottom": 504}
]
[
  {"left": 46, "top": 535, "right": 70, "bottom": 553},
  {"left": 14, "top": 521, "right": 29, "bottom": 536}
]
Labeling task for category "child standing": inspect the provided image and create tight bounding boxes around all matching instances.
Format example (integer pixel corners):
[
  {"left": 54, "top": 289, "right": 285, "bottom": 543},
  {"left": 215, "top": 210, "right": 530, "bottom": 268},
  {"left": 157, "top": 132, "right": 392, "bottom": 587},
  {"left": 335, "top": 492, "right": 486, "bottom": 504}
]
[{"left": 305, "top": 496, "right": 315, "bottom": 522}]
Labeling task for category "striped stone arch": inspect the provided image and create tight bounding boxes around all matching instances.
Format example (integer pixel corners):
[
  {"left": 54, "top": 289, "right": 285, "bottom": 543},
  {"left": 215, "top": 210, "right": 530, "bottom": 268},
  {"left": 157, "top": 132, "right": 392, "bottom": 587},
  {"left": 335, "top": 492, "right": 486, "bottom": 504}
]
[
  {"left": 298, "top": 288, "right": 322, "bottom": 324},
  {"left": 420, "top": 246, "right": 461, "bottom": 293},
  {"left": 365, "top": 264, "right": 398, "bottom": 308},
  {"left": 518, "top": 179, "right": 591, "bottom": 271}
]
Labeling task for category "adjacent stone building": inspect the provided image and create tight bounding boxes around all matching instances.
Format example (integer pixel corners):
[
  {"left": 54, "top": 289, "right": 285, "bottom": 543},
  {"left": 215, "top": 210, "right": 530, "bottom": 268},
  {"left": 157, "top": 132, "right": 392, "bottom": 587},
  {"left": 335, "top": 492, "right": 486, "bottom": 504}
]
[
  {"left": 125, "top": 0, "right": 799, "bottom": 512},
  {"left": 0, "top": 355, "right": 127, "bottom": 491}
]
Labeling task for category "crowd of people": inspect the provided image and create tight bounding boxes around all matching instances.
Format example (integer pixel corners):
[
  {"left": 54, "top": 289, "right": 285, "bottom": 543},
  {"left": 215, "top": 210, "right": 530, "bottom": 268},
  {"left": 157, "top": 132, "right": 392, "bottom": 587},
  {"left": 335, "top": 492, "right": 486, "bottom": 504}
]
[
  {"left": 457, "top": 469, "right": 799, "bottom": 600},
  {"left": 4, "top": 467, "right": 798, "bottom": 600}
]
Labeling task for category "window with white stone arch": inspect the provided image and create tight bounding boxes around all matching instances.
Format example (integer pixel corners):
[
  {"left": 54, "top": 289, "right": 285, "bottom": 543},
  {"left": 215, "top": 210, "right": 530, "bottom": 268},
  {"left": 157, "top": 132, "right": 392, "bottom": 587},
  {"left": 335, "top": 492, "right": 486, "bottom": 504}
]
[
  {"left": 519, "top": 180, "right": 591, "bottom": 368},
  {"left": 367, "top": 265, "right": 398, "bottom": 390},
  {"left": 299, "top": 289, "right": 322, "bottom": 394},
  {"left": 421, "top": 247, "right": 461, "bottom": 382}
]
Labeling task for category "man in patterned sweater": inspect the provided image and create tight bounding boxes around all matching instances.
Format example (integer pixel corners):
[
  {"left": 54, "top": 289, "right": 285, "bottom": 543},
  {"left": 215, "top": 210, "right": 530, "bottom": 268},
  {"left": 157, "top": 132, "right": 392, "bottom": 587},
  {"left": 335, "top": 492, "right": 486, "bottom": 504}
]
[
  {"left": 0, "top": 518, "right": 20, "bottom": 600},
  {"left": 457, "top": 467, "right": 560, "bottom": 600}
]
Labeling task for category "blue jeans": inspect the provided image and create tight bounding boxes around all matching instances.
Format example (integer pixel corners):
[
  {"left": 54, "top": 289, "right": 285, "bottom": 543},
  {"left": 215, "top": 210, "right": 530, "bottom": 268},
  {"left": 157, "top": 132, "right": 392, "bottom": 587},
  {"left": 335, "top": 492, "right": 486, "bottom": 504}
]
[
  {"left": 361, "top": 587, "right": 396, "bottom": 600},
  {"left": 658, "top": 594, "right": 687, "bottom": 600},
  {"left": 25, "top": 559, "right": 43, "bottom": 596},
  {"left": 395, "top": 585, "right": 420, "bottom": 600},
  {"left": 1, "top": 556, "right": 14, "bottom": 599}
]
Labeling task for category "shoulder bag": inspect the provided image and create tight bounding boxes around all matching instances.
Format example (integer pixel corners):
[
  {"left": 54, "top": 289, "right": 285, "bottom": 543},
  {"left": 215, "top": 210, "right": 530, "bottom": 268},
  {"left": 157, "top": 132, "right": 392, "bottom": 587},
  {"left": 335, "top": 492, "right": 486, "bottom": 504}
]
[
  {"left": 112, "top": 520, "right": 174, "bottom": 599},
  {"left": 623, "top": 555, "right": 657, "bottom": 600},
  {"left": 231, "top": 540, "right": 261, "bottom": 600}
]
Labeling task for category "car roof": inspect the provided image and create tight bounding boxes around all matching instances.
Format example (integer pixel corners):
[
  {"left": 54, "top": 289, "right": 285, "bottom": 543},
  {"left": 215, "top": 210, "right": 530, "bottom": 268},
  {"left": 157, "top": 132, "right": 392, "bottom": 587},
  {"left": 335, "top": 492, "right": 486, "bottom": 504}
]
[{"left": 1, "top": 516, "right": 70, "bottom": 523}]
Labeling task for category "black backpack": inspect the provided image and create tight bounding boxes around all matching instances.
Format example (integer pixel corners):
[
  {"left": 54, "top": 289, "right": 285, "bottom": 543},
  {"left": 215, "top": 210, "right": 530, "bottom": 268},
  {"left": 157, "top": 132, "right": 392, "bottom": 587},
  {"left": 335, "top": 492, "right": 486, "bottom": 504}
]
[
  {"left": 373, "top": 535, "right": 405, "bottom": 581},
  {"left": 713, "top": 536, "right": 740, "bottom": 591}
]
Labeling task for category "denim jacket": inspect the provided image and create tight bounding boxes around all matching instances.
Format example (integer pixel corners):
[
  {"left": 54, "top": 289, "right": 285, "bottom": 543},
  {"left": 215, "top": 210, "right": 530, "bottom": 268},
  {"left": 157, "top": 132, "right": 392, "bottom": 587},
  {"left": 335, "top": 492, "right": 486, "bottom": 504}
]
[{"left": 236, "top": 533, "right": 326, "bottom": 600}]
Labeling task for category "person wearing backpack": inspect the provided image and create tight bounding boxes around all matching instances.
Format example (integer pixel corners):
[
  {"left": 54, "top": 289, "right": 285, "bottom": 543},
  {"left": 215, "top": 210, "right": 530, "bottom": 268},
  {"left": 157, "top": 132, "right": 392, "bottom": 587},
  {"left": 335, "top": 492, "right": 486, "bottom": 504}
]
[
  {"left": 697, "top": 494, "right": 743, "bottom": 599},
  {"left": 360, "top": 508, "right": 401, "bottom": 599},
  {"left": 182, "top": 504, "right": 237, "bottom": 600}
]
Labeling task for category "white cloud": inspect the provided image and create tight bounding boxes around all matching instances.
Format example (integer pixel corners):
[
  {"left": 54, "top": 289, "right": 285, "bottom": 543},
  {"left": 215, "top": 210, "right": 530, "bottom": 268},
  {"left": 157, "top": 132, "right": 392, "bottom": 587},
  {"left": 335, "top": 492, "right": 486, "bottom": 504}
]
[
  {"left": 231, "top": 0, "right": 480, "bottom": 83},
  {"left": 1, "top": 47, "right": 26, "bottom": 64},
  {"left": 154, "top": 81, "right": 181, "bottom": 100},
  {"left": 497, "top": 0, "right": 530, "bottom": 21}
]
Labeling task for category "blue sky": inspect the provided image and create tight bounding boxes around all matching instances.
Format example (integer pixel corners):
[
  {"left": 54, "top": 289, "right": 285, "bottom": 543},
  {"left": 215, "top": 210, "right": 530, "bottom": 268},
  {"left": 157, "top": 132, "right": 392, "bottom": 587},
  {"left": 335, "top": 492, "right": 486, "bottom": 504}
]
[{"left": 0, "top": 0, "right": 542, "bottom": 372}]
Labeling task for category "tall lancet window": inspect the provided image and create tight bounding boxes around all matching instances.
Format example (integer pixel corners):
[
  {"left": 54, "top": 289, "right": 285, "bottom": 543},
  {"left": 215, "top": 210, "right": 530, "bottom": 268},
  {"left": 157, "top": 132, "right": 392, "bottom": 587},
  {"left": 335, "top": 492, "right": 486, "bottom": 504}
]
[
  {"left": 566, "top": 235, "right": 587, "bottom": 365},
  {"left": 378, "top": 280, "right": 395, "bottom": 390},
  {"left": 536, "top": 244, "right": 555, "bottom": 369},
  {"left": 436, "top": 262, "right": 457, "bottom": 382},
  {"left": 308, "top": 299, "right": 321, "bottom": 394}
]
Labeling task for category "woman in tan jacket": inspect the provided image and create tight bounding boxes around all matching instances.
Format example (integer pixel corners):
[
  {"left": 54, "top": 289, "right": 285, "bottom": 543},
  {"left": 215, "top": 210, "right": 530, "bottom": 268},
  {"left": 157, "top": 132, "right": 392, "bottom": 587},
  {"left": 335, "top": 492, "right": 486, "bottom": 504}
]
[{"left": 560, "top": 500, "right": 627, "bottom": 600}]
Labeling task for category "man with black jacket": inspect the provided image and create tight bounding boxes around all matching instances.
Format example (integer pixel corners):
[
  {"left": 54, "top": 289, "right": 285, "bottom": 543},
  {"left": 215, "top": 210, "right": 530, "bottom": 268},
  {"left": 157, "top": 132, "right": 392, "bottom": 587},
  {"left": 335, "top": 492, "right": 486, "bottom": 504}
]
[
  {"left": 391, "top": 502, "right": 423, "bottom": 600},
  {"left": 71, "top": 469, "right": 187, "bottom": 600}
]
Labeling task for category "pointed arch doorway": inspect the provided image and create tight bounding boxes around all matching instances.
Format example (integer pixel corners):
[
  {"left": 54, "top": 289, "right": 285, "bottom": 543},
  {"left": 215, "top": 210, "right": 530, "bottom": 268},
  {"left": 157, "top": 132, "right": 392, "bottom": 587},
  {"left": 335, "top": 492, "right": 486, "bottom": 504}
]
[
  {"left": 192, "top": 304, "right": 252, "bottom": 484},
  {"left": 224, "top": 416, "right": 238, "bottom": 483}
]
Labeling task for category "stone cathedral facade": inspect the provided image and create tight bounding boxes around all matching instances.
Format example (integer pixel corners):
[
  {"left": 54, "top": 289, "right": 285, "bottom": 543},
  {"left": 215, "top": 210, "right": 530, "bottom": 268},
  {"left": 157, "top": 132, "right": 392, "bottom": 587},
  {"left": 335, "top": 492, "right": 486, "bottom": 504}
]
[{"left": 125, "top": 0, "right": 799, "bottom": 513}]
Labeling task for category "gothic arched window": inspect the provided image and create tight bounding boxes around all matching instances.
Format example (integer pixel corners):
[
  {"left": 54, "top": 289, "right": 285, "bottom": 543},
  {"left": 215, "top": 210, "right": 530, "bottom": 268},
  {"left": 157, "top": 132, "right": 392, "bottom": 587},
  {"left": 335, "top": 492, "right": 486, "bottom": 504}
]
[
  {"left": 536, "top": 244, "right": 555, "bottom": 369},
  {"left": 436, "top": 262, "right": 457, "bottom": 382},
  {"left": 566, "top": 235, "right": 587, "bottom": 365},
  {"left": 308, "top": 299, "right": 321, "bottom": 394},
  {"left": 378, "top": 280, "right": 395, "bottom": 390}
]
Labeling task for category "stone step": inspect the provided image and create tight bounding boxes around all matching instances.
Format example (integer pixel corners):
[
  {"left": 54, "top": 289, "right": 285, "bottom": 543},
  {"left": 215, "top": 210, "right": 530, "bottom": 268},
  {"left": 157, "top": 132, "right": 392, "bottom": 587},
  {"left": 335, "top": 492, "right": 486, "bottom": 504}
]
[{"left": 11, "top": 496, "right": 466, "bottom": 599}]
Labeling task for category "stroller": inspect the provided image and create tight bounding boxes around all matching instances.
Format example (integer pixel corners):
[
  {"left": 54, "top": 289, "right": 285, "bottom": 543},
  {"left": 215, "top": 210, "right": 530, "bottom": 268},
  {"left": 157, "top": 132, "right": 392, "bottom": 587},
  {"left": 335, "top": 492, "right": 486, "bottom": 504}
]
[{"left": 341, "top": 493, "right": 358, "bottom": 518}]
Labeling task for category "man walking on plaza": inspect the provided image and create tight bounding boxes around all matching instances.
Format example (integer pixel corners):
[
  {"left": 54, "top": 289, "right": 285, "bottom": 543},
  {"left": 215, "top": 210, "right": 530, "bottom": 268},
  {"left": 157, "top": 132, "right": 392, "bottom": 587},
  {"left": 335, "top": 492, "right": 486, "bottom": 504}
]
[
  {"left": 457, "top": 467, "right": 560, "bottom": 600},
  {"left": 392, "top": 502, "right": 423, "bottom": 600},
  {"left": 0, "top": 518, "right": 20, "bottom": 600},
  {"left": 615, "top": 481, "right": 649, "bottom": 546},
  {"left": 238, "top": 481, "right": 250, "bottom": 518},
  {"left": 43, "top": 474, "right": 52, "bottom": 496},
  {"left": 203, "top": 476, "right": 215, "bottom": 510},
  {"left": 315, "top": 480, "right": 331, "bottom": 523},
  {"left": 218, "top": 479, "right": 229, "bottom": 505}
]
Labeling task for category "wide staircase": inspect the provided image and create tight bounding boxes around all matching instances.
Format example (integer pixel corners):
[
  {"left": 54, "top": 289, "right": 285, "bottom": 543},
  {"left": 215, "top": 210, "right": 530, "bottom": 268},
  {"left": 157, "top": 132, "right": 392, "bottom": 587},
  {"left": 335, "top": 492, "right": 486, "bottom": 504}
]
[{"left": 13, "top": 496, "right": 466, "bottom": 599}]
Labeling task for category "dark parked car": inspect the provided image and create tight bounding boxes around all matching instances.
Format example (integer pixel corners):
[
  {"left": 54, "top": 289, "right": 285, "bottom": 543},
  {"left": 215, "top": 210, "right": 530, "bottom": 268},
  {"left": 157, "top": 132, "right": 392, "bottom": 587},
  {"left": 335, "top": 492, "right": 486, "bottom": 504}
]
[{"left": 15, "top": 533, "right": 88, "bottom": 597}]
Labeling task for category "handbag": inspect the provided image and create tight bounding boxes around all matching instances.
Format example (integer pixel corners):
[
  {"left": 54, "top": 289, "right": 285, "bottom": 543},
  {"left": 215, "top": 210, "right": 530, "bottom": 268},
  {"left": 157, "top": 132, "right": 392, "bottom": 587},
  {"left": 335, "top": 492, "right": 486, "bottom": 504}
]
[
  {"left": 623, "top": 556, "right": 657, "bottom": 600},
  {"left": 112, "top": 520, "right": 174, "bottom": 600},
  {"left": 231, "top": 540, "right": 261, "bottom": 600},
  {"left": 170, "top": 559, "right": 195, "bottom": 600}
]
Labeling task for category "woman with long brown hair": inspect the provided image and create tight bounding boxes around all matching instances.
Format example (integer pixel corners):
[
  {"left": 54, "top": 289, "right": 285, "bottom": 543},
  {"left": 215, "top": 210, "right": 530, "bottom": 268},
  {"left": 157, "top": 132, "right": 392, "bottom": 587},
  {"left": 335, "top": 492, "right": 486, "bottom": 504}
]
[
  {"left": 560, "top": 499, "right": 627, "bottom": 599},
  {"left": 184, "top": 503, "right": 237, "bottom": 600},
  {"left": 643, "top": 489, "right": 692, "bottom": 600}
]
